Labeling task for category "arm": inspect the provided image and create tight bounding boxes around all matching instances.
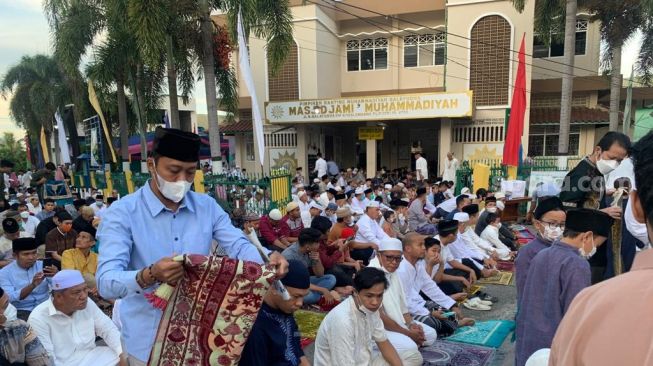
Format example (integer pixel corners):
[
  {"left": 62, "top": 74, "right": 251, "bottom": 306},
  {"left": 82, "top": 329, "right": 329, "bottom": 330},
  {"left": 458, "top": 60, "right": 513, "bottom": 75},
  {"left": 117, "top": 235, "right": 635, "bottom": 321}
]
[
  {"left": 355, "top": 220, "right": 381, "bottom": 249},
  {"left": 23, "top": 324, "right": 53, "bottom": 366},
  {"left": 561, "top": 261, "right": 592, "bottom": 313},
  {"left": 91, "top": 300, "right": 123, "bottom": 357},
  {"left": 61, "top": 250, "right": 73, "bottom": 270},
  {"left": 211, "top": 203, "right": 269, "bottom": 263},
  {"left": 318, "top": 244, "right": 342, "bottom": 269},
  {"left": 310, "top": 254, "right": 325, "bottom": 277},
  {"left": 418, "top": 264, "right": 456, "bottom": 309},
  {"left": 376, "top": 340, "right": 402, "bottom": 366},
  {"left": 447, "top": 259, "right": 476, "bottom": 282},
  {"left": 27, "top": 312, "right": 55, "bottom": 358}
]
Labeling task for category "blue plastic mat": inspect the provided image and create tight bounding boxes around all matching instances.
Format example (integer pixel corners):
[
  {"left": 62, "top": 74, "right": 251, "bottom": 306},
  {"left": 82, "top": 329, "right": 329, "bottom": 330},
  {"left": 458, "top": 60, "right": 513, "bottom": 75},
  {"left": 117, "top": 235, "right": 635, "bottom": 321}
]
[{"left": 446, "top": 320, "right": 516, "bottom": 348}]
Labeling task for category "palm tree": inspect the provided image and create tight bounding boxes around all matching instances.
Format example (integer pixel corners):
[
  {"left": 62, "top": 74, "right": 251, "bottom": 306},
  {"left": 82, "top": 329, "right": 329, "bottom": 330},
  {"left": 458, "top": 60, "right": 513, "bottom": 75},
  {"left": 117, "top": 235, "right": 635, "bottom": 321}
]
[
  {"left": 513, "top": 0, "right": 580, "bottom": 154},
  {"left": 586, "top": 1, "right": 650, "bottom": 131},
  {"left": 0, "top": 55, "right": 72, "bottom": 161}
]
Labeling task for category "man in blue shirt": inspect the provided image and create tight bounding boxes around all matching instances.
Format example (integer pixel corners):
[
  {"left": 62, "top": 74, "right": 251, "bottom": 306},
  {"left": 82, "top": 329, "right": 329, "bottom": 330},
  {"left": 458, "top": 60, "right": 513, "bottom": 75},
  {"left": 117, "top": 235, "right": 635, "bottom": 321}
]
[
  {"left": 96, "top": 127, "right": 288, "bottom": 365},
  {"left": 240, "top": 259, "right": 310, "bottom": 366},
  {"left": 0, "top": 238, "right": 58, "bottom": 320}
]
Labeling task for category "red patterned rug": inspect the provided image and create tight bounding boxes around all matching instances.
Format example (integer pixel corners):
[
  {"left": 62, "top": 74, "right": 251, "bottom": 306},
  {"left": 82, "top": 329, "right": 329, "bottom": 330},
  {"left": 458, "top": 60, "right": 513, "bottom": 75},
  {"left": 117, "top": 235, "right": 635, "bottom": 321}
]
[{"left": 148, "top": 255, "right": 275, "bottom": 366}]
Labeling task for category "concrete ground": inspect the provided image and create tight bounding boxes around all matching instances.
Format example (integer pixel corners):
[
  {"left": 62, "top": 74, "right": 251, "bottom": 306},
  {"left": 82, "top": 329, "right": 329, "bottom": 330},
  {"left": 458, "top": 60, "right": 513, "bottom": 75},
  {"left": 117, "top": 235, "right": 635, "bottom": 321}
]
[{"left": 303, "top": 282, "right": 517, "bottom": 366}]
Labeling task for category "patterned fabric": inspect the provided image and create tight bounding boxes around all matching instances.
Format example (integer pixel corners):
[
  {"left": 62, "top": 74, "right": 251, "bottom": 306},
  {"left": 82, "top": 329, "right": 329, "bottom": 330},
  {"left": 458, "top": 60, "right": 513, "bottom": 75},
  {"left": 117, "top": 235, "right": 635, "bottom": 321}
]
[
  {"left": 148, "top": 255, "right": 275, "bottom": 366},
  {"left": 0, "top": 320, "right": 52, "bottom": 366}
]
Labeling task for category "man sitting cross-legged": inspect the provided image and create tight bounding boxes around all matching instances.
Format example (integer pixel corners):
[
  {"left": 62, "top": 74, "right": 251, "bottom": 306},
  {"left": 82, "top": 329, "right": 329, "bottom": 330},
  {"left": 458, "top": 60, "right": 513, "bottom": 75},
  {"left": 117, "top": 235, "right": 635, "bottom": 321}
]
[
  {"left": 396, "top": 233, "right": 473, "bottom": 338},
  {"left": 369, "top": 238, "right": 437, "bottom": 354}
]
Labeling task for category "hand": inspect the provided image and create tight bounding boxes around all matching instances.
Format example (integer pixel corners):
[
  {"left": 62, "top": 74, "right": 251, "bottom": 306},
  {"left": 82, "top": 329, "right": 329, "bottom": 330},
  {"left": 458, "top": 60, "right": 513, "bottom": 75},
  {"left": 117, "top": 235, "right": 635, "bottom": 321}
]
[
  {"left": 321, "top": 290, "right": 336, "bottom": 305},
  {"left": 459, "top": 277, "right": 471, "bottom": 289},
  {"left": 369, "top": 243, "right": 379, "bottom": 251},
  {"left": 31, "top": 272, "right": 45, "bottom": 287},
  {"left": 468, "top": 271, "right": 477, "bottom": 284},
  {"left": 407, "top": 328, "right": 426, "bottom": 345},
  {"left": 151, "top": 256, "right": 185, "bottom": 284},
  {"left": 336, "top": 239, "right": 348, "bottom": 251},
  {"left": 601, "top": 206, "right": 622, "bottom": 220},
  {"left": 43, "top": 265, "right": 58, "bottom": 277},
  {"left": 309, "top": 251, "right": 320, "bottom": 262},
  {"left": 451, "top": 292, "right": 468, "bottom": 301},
  {"left": 268, "top": 251, "right": 289, "bottom": 279},
  {"left": 353, "top": 261, "right": 362, "bottom": 272},
  {"left": 431, "top": 309, "right": 446, "bottom": 320}
]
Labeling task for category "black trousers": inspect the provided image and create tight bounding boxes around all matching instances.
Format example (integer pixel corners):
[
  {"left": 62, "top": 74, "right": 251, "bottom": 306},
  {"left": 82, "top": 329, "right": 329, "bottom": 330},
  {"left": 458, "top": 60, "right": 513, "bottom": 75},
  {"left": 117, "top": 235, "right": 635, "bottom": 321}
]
[
  {"left": 326, "top": 264, "right": 356, "bottom": 287},
  {"left": 350, "top": 247, "right": 374, "bottom": 265}
]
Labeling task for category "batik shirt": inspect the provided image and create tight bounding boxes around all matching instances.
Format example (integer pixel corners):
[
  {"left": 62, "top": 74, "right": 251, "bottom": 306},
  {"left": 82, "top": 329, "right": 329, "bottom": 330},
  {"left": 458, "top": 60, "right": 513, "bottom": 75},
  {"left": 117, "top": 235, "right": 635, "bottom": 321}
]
[
  {"left": 0, "top": 320, "right": 52, "bottom": 365},
  {"left": 240, "top": 303, "right": 304, "bottom": 366}
]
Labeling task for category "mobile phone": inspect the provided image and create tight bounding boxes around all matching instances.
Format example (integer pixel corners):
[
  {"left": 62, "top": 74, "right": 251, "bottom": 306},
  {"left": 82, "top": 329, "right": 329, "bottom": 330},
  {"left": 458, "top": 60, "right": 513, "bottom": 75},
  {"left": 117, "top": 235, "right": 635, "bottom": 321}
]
[
  {"left": 442, "top": 311, "right": 456, "bottom": 318},
  {"left": 43, "top": 252, "right": 61, "bottom": 271}
]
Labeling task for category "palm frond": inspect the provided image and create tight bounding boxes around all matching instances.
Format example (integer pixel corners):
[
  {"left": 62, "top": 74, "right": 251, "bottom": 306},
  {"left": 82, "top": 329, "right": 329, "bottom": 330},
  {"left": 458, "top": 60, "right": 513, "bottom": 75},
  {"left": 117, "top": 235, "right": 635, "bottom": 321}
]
[{"left": 511, "top": 0, "right": 527, "bottom": 13}]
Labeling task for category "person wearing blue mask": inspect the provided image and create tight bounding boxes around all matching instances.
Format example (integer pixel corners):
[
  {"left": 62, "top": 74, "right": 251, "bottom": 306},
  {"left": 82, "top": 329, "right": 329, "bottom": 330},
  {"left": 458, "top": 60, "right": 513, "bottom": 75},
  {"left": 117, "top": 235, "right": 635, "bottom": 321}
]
[{"left": 96, "top": 127, "right": 289, "bottom": 365}]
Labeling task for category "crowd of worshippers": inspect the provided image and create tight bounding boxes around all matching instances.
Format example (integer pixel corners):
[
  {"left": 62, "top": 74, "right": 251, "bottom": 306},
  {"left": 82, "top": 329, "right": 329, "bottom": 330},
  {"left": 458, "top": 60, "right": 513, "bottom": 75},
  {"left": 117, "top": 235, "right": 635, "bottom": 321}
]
[
  {"left": 0, "top": 173, "right": 124, "bottom": 365},
  {"left": 235, "top": 132, "right": 653, "bottom": 366}
]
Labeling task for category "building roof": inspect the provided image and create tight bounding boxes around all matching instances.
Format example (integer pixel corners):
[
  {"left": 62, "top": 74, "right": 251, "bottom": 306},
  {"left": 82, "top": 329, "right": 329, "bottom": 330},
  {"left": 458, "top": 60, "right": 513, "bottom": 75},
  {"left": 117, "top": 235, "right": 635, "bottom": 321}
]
[
  {"left": 219, "top": 121, "right": 253, "bottom": 134},
  {"left": 530, "top": 107, "right": 612, "bottom": 126}
]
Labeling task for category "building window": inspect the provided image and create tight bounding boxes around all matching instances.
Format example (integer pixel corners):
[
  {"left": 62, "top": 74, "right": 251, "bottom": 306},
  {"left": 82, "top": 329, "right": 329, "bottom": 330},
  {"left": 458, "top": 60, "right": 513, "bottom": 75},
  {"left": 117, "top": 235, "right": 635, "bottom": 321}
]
[
  {"left": 470, "top": 15, "right": 511, "bottom": 106},
  {"left": 533, "top": 19, "right": 588, "bottom": 58},
  {"left": 528, "top": 125, "right": 581, "bottom": 156},
  {"left": 404, "top": 33, "right": 445, "bottom": 67},
  {"left": 268, "top": 43, "right": 299, "bottom": 101},
  {"left": 346, "top": 38, "right": 388, "bottom": 71},
  {"left": 245, "top": 134, "right": 255, "bottom": 161}
]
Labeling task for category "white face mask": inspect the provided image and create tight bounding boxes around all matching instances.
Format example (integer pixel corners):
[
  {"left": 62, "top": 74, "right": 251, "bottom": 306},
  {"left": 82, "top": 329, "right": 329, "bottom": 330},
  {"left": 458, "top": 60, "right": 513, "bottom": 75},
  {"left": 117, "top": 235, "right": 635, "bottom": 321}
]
[
  {"left": 153, "top": 162, "right": 193, "bottom": 203},
  {"left": 497, "top": 201, "right": 505, "bottom": 210},
  {"left": 354, "top": 294, "right": 376, "bottom": 315},
  {"left": 20, "top": 211, "right": 30, "bottom": 219},
  {"left": 579, "top": 234, "right": 597, "bottom": 259},
  {"left": 596, "top": 157, "right": 619, "bottom": 175},
  {"left": 495, "top": 223, "right": 503, "bottom": 229},
  {"left": 96, "top": 201, "right": 104, "bottom": 207},
  {"left": 542, "top": 225, "right": 563, "bottom": 242},
  {"left": 486, "top": 207, "right": 497, "bottom": 213}
]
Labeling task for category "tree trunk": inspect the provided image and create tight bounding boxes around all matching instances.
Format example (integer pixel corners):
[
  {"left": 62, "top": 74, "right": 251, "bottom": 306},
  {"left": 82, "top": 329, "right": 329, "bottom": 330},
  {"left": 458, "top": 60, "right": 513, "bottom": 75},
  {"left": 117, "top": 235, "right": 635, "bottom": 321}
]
[
  {"left": 131, "top": 65, "right": 149, "bottom": 172},
  {"left": 200, "top": 0, "right": 222, "bottom": 174},
  {"left": 116, "top": 76, "right": 130, "bottom": 169},
  {"left": 166, "top": 35, "right": 181, "bottom": 130},
  {"left": 609, "top": 45, "right": 622, "bottom": 131},
  {"left": 558, "top": 0, "right": 577, "bottom": 155}
]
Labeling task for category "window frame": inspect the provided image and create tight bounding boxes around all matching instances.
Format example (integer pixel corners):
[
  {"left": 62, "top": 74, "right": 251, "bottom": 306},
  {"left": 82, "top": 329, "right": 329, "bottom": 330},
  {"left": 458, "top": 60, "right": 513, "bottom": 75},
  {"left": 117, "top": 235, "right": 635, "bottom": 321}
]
[
  {"left": 245, "top": 134, "right": 255, "bottom": 161},
  {"left": 528, "top": 125, "right": 581, "bottom": 156},
  {"left": 346, "top": 38, "right": 389, "bottom": 72},
  {"left": 403, "top": 33, "right": 446, "bottom": 68},
  {"left": 533, "top": 19, "right": 588, "bottom": 59}
]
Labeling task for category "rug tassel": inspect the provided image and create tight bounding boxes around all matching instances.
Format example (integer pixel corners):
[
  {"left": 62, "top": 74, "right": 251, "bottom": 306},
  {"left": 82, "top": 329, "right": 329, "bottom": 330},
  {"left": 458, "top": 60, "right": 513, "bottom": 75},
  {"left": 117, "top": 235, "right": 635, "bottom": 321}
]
[{"left": 145, "top": 255, "right": 185, "bottom": 310}]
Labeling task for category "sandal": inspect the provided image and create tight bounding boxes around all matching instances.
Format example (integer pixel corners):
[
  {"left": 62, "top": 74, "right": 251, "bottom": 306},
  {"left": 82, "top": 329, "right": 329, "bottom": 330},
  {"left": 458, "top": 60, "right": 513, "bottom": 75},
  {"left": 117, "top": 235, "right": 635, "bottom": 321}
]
[{"left": 463, "top": 298, "right": 491, "bottom": 311}]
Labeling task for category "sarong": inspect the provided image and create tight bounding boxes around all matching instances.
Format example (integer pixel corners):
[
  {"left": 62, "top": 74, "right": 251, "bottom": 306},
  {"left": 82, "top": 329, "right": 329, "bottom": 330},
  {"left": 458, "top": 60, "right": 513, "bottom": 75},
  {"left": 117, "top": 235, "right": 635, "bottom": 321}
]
[{"left": 148, "top": 254, "right": 275, "bottom": 366}]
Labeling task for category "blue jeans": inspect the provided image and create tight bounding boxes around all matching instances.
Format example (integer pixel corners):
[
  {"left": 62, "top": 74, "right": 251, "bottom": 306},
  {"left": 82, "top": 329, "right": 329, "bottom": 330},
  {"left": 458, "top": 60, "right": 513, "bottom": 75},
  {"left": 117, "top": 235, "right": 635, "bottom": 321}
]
[{"left": 304, "top": 274, "right": 337, "bottom": 305}]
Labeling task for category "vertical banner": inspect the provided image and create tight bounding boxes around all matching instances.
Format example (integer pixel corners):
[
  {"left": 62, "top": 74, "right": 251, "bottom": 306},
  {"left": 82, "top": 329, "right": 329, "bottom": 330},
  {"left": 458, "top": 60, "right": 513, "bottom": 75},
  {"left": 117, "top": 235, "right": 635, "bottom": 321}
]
[
  {"left": 90, "top": 128, "right": 100, "bottom": 167},
  {"left": 40, "top": 127, "right": 50, "bottom": 163},
  {"left": 88, "top": 80, "right": 117, "bottom": 162},
  {"left": 55, "top": 111, "right": 71, "bottom": 164}
]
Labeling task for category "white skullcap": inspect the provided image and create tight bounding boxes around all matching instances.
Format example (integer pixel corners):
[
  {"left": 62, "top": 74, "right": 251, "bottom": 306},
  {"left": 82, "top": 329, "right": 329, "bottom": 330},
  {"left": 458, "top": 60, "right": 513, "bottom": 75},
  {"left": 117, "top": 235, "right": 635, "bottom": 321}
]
[
  {"left": 494, "top": 192, "right": 506, "bottom": 200},
  {"left": 379, "top": 238, "right": 403, "bottom": 252},
  {"left": 318, "top": 196, "right": 330, "bottom": 208},
  {"left": 497, "top": 201, "right": 505, "bottom": 210},
  {"left": 355, "top": 187, "right": 365, "bottom": 195},
  {"left": 52, "top": 270, "right": 85, "bottom": 291},
  {"left": 313, "top": 178, "right": 321, "bottom": 183},
  {"left": 461, "top": 187, "right": 471, "bottom": 195},
  {"left": 401, "top": 198, "right": 410, "bottom": 203},
  {"left": 353, "top": 168, "right": 358, "bottom": 173},
  {"left": 309, "top": 201, "right": 324, "bottom": 211},
  {"left": 453, "top": 212, "right": 469, "bottom": 223},
  {"left": 397, "top": 182, "right": 405, "bottom": 188},
  {"left": 334, "top": 186, "right": 342, "bottom": 192},
  {"left": 384, "top": 184, "right": 392, "bottom": 190},
  {"left": 366, "top": 201, "right": 380, "bottom": 209},
  {"left": 269, "top": 209, "right": 283, "bottom": 221},
  {"left": 286, "top": 202, "right": 299, "bottom": 212}
]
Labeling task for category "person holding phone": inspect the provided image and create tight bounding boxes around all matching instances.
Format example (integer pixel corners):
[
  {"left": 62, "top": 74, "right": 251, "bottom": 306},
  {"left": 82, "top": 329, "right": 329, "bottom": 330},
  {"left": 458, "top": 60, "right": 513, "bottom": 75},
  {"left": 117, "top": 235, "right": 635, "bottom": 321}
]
[{"left": 0, "top": 238, "right": 58, "bottom": 320}]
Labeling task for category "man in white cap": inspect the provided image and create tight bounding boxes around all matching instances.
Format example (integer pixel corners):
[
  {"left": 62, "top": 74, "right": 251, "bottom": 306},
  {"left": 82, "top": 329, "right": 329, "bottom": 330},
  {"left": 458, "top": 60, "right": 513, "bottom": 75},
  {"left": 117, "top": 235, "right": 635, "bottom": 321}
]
[
  {"left": 246, "top": 189, "right": 267, "bottom": 215},
  {"left": 297, "top": 191, "right": 311, "bottom": 213},
  {"left": 301, "top": 201, "right": 324, "bottom": 229},
  {"left": 414, "top": 152, "right": 428, "bottom": 182},
  {"left": 353, "top": 201, "right": 390, "bottom": 264},
  {"left": 28, "top": 269, "right": 125, "bottom": 366},
  {"left": 370, "top": 238, "right": 436, "bottom": 354},
  {"left": 350, "top": 187, "right": 366, "bottom": 216},
  {"left": 259, "top": 209, "right": 290, "bottom": 251},
  {"left": 280, "top": 202, "right": 303, "bottom": 244}
]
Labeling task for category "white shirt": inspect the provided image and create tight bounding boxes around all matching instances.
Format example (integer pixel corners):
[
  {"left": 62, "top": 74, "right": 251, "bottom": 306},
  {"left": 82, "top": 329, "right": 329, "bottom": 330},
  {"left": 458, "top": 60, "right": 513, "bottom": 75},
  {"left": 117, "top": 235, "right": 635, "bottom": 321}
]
[
  {"left": 369, "top": 257, "right": 408, "bottom": 327},
  {"left": 28, "top": 298, "right": 122, "bottom": 366},
  {"left": 354, "top": 214, "right": 390, "bottom": 247},
  {"left": 20, "top": 216, "right": 40, "bottom": 238},
  {"left": 460, "top": 227, "right": 493, "bottom": 258},
  {"left": 314, "top": 158, "right": 328, "bottom": 178},
  {"left": 301, "top": 210, "right": 314, "bottom": 228},
  {"left": 89, "top": 202, "right": 106, "bottom": 215},
  {"left": 314, "top": 297, "right": 387, "bottom": 366},
  {"left": 21, "top": 171, "right": 32, "bottom": 188},
  {"left": 437, "top": 196, "right": 458, "bottom": 212},
  {"left": 337, "top": 176, "right": 347, "bottom": 188},
  {"left": 446, "top": 236, "right": 484, "bottom": 270},
  {"left": 350, "top": 197, "right": 366, "bottom": 215},
  {"left": 396, "top": 258, "right": 455, "bottom": 315},
  {"left": 415, "top": 157, "right": 428, "bottom": 181},
  {"left": 442, "top": 158, "right": 459, "bottom": 182},
  {"left": 298, "top": 200, "right": 311, "bottom": 213},
  {"left": 480, "top": 225, "right": 512, "bottom": 260},
  {"left": 27, "top": 202, "right": 42, "bottom": 216}
]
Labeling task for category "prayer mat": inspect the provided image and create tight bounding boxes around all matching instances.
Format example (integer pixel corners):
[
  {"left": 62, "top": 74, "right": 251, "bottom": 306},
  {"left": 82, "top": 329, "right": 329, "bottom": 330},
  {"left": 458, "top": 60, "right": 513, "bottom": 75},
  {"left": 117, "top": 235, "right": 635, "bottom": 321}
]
[
  {"left": 477, "top": 271, "right": 513, "bottom": 286},
  {"left": 294, "top": 309, "right": 327, "bottom": 340},
  {"left": 495, "top": 260, "right": 515, "bottom": 272},
  {"left": 446, "top": 320, "right": 515, "bottom": 348},
  {"left": 421, "top": 340, "right": 495, "bottom": 366},
  {"left": 148, "top": 255, "right": 275, "bottom": 366}
]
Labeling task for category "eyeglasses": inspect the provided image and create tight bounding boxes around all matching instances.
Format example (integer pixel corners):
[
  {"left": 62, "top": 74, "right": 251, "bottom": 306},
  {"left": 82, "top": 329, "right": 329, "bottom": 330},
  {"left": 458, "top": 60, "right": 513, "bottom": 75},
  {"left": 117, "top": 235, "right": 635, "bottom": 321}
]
[
  {"left": 540, "top": 221, "right": 565, "bottom": 230},
  {"left": 382, "top": 254, "right": 403, "bottom": 263}
]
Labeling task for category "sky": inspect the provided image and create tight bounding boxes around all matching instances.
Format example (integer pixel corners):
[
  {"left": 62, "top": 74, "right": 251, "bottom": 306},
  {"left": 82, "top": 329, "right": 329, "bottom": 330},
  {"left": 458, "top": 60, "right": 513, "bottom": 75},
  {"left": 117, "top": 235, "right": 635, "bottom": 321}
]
[{"left": 0, "top": 0, "right": 643, "bottom": 139}]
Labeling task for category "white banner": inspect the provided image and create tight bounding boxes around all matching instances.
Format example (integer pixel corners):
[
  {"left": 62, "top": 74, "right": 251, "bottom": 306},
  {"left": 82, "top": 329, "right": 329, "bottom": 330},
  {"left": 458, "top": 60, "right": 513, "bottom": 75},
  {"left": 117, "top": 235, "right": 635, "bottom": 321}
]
[
  {"left": 266, "top": 91, "right": 473, "bottom": 123},
  {"left": 55, "top": 111, "right": 71, "bottom": 164},
  {"left": 238, "top": 10, "right": 265, "bottom": 167}
]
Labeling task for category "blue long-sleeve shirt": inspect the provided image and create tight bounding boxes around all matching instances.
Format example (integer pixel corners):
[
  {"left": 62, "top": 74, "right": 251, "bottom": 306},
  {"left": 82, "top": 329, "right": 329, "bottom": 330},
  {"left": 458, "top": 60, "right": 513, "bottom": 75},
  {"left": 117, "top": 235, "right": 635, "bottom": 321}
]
[
  {"left": 96, "top": 182, "right": 267, "bottom": 362},
  {"left": 0, "top": 260, "right": 50, "bottom": 311}
]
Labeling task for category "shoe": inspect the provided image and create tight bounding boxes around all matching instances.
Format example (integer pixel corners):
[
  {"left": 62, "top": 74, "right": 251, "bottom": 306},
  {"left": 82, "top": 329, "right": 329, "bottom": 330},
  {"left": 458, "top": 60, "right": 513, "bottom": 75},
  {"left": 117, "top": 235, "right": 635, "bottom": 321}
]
[
  {"left": 470, "top": 295, "right": 492, "bottom": 306},
  {"left": 478, "top": 292, "right": 499, "bottom": 303},
  {"left": 463, "top": 298, "right": 491, "bottom": 311}
]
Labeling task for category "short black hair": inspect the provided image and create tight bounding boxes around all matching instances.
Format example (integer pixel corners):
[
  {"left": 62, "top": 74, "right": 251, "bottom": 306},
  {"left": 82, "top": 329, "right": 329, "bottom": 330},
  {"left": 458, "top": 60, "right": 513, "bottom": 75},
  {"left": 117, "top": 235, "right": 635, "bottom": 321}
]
[
  {"left": 632, "top": 130, "right": 653, "bottom": 226},
  {"left": 353, "top": 267, "right": 389, "bottom": 292},
  {"left": 298, "top": 228, "right": 322, "bottom": 246},
  {"left": 17, "top": 203, "right": 27, "bottom": 209},
  {"left": 562, "top": 228, "right": 582, "bottom": 239},
  {"left": 476, "top": 188, "right": 488, "bottom": 199},
  {"left": 456, "top": 195, "right": 469, "bottom": 207},
  {"left": 55, "top": 211, "right": 72, "bottom": 221},
  {"left": 310, "top": 216, "right": 332, "bottom": 234},
  {"left": 45, "top": 162, "right": 56, "bottom": 170},
  {"left": 383, "top": 210, "right": 395, "bottom": 220},
  {"left": 107, "top": 197, "right": 117, "bottom": 204},
  {"left": 597, "top": 131, "right": 631, "bottom": 154},
  {"left": 485, "top": 212, "right": 500, "bottom": 225},
  {"left": 424, "top": 237, "right": 441, "bottom": 250},
  {"left": 44, "top": 198, "right": 55, "bottom": 205}
]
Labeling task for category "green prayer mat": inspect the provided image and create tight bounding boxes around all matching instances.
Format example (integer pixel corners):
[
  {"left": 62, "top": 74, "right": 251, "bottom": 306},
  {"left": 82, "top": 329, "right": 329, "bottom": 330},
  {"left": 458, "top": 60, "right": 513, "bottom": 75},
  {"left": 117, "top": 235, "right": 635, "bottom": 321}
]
[
  {"left": 477, "top": 271, "right": 514, "bottom": 286},
  {"left": 446, "top": 320, "right": 516, "bottom": 348},
  {"left": 294, "top": 309, "right": 327, "bottom": 340}
]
